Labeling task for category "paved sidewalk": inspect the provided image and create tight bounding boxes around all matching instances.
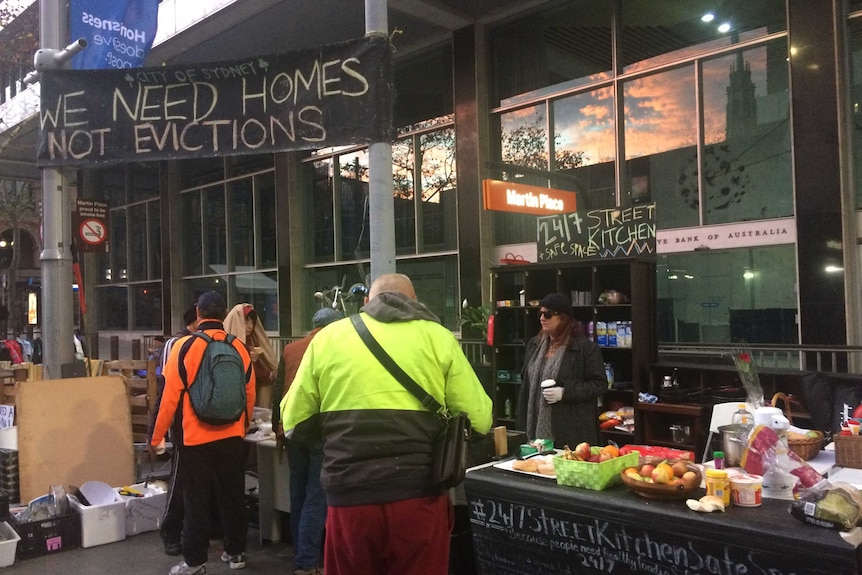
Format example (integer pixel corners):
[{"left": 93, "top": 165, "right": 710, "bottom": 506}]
[{"left": 3, "top": 529, "right": 296, "bottom": 575}]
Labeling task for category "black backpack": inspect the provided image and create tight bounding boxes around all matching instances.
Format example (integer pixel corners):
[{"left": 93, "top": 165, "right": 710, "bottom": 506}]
[{"left": 178, "top": 332, "right": 250, "bottom": 425}]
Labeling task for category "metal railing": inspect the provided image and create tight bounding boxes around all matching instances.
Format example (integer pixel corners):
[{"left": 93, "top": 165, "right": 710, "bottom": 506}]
[{"left": 657, "top": 343, "right": 862, "bottom": 374}]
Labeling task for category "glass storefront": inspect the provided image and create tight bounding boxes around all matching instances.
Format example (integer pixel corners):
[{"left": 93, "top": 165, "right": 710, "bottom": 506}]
[{"left": 489, "top": 0, "right": 797, "bottom": 344}]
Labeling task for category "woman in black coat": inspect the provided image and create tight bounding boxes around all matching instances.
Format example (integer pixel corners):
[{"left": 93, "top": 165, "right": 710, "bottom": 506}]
[{"left": 516, "top": 293, "right": 608, "bottom": 448}]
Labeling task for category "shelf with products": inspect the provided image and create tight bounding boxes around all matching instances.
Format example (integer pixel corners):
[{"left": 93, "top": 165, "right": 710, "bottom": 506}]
[
  {"left": 490, "top": 258, "right": 656, "bottom": 432},
  {"left": 636, "top": 402, "right": 709, "bottom": 456}
]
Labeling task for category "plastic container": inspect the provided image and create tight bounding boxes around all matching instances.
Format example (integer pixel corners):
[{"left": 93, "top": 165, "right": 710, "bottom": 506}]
[
  {"left": 0, "top": 521, "right": 20, "bottom": 567},
  {"left": 713, "top": 450, "right": 725, "bottom": 470},
  {"left": 730, "top": 473, "right": 763, "bottom": 507},
  {"left": 705, "top": 468, "right": 731, "bottom": 507},
  {"left": 732, "top": 404, "right": 754, "bottom": 427}
]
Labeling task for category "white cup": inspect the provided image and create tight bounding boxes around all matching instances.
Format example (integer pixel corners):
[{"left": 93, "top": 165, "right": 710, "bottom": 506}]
[
  {"left": 540, "top": 379, "right": 557, "bottom": 389},
  {"left": 258, "top": 422, "right": 273, "bottom": 436}
]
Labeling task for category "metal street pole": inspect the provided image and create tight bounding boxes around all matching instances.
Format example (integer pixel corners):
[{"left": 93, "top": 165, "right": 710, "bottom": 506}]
[
  {"left": 37, "top": 0, "right": 75, "bottom": 378},
  {"left": 365, "top": 0, "right": 395, "bottom": 283}
]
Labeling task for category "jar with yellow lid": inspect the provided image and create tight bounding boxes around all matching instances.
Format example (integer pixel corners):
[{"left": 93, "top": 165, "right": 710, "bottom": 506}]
[{"left": 705, "top": 468, "right": 731, "bottom": 507}]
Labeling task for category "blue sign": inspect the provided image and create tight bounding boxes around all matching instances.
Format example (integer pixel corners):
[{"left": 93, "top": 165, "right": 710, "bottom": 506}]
[{"left": 69, "top": 0, "right": 158, "bottom": 70}]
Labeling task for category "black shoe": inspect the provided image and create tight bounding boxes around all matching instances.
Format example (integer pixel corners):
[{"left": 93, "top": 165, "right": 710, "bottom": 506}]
[{"left": 164, "top": 541, "right": 182, "bottom": 556}]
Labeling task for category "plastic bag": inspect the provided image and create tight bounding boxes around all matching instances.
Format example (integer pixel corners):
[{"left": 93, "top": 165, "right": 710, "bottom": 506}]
[
  {"left": 741, "top": 425, "right": 826, "bottom": 494},
  {"left": 790, "top": 482, "right": 862, "bottom": 530}
]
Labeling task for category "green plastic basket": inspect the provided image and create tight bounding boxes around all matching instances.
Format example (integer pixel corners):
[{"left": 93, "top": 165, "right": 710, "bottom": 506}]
[{"left": 553, "top": 450, "right": 639, "bottom": 491}]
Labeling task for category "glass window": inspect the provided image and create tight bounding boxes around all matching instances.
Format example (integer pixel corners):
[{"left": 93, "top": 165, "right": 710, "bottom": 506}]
[
  {"left": 621, "top": 1, "right": 786, "bottom": 73},
  {"left": 624, "top": 64, "right": 698, "bottom": 224},
  {"left": 258, "top": 172, "right": 277, "bottom": 267},
  {"left": 181, "top": 191, "right": 203, "bottom": 276},
  {"left": 848, "top": 18, "right": 862, "bottom": 208},
  {"left": 656, "top": 245, "right": 797, "bottom": 344},
  {"left": 553, "top": 86, "right": 616, "bottom": 210},
  {"left": 180, "top": 156, "right": 224, "bottom": 189},
  {"left": 111, "top": 209, "right": 128, "bottom": 282},
  {"left": 204, "top": 185, "right": 226, "bottom": 272},
  {"left": 226, "top": 153, "right": 274, "bottom": 178},
  {"left": 149, "top": 201, "right": 161, "bottom": 279},
  {"left": 185, "top": 278, "right": 226, "bottom": 312},
  {"left": 232, "top": 271, "right": 278, "bottom": 331},
  {"left": 392, "top": 137, "right": 416, "bottom": 254},
  {"left": 420, "top": 127, "right": 457, "bottom": 251},
  {"left": 229, "top": 179, "right": 254, "bottom": 270},
  {"left": 308, "top": 266, "right": 368, "bottom": 323},
  {"left": 340, "top": 150, "right": 370, "bottom": 260},
  {"left": 132, "top": 283, "right": 161, "bottom": 330},
  {"left": 308, "top": 158, "right": 335, "bottom": 263},
  {"left": 490, "top": 0, "right": 613, "bottom": 106},
  {"left": 397, "top": 256, "right": 459, "bottom": 330},
  {"left": 702, "top": 40, "right": 791, "bottom": 223},
  {"left": 97, "top": 286, "right": 129, "bottom": 329},
  {"left": 129, "top": 163, "right": 160, "bottom": 203},
  {"left": 395, "top": 46, "right": 453, "bottom": 127},
  {"left": 128, "top": 203, "right": 148, "bottom": 282}
]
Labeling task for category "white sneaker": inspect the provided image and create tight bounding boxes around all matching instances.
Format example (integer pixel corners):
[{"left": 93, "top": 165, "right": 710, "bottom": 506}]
[
  {"left": 221, "top": 551, "right": 247, "bottom": 569},
  {"left": 169, "top": 561, "right": 206, "bottom": 575}
]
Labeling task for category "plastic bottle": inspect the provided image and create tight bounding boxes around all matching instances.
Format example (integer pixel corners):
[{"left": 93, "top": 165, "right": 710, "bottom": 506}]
[
  {"left": 671, "top": 367, "right": 680, "bottom": 388},
  {"left": 713, "top": 450, "right": 725, "bottom": 470},
  {"left": 504, "top": 398, "right": 512, "bottom": 419},
  {"left": 705, "top": 468, "right": 731, "bottom": 507},
  {"left": 732, "top": 404, "right": 754, "bottom": 427}
]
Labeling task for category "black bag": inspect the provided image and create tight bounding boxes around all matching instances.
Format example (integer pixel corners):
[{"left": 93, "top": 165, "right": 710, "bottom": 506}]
[
  {"left": 350, "top": 314, "right": 472, "bottom": 492},
  {"left": 432, "top": 411, "right": 472, "bottom": 491}
]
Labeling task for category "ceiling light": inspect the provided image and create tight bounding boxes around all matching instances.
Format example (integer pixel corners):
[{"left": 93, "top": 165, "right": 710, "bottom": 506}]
[
  {"left": 717, "top": 22, "right": 732, "bottom": 33},
  {"left": 825, "top": 265, "right": 844, "bottom": 273},
  {"left": 743, "top": 271, "right": 755, "bottom": 280},
  {"left": 701, "top": 12, "right": 715, "bottom": 23}
]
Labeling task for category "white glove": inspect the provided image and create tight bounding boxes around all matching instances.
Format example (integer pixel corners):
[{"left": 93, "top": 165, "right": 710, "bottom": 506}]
[{"left": 542, "top": 386, "right": 563, "bottom": 404}]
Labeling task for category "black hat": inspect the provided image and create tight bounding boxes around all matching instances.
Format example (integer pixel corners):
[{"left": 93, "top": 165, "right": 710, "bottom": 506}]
[
  {"left": 312, "top": 307, "right": 342, "bottom": 328},
  {"left": 539, "top": 293, "right": 572, "bottom": 316}
]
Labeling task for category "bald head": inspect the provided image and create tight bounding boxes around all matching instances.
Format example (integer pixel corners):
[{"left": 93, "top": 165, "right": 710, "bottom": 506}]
[{"left": 366, "top": 273, "right": 416, "bottom": 302}]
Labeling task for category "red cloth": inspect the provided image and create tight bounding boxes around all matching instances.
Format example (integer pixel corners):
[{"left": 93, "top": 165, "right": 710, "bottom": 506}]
[
  {"left": 324, "top": 495, "right": 453, "bottom": 575},
  {"left": 3, "top": 340, "right": 22, "bottom": 364}
]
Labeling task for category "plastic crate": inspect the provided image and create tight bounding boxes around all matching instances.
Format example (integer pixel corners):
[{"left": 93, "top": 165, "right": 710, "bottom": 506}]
[
  {"left": 553, "top": 450, "right": 639, "bottom": 491},
  {"left": 10, "top": 511, "right": 80, "bottom": 560},
  {"left": 0, "top": 521, "right": 20, "bottom": 567}
]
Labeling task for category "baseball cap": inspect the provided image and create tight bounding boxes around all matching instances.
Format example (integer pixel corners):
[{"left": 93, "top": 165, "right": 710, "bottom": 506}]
[
  {"left": 196, "top": 291, "right": 225, "bottom": 309},
  {"left": 312, "top": 307, "right": 342, "bottom": 328}
]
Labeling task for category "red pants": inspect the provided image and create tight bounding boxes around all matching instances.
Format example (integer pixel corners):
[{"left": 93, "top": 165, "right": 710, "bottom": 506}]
[{"left": 324, "top": 495, "right": 454, "bottom": 575}]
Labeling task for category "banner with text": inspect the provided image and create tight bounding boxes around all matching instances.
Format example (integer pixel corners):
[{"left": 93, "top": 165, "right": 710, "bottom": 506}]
[
  {"left": 69, "top": 0, "right": 159, "bottom": 70},
  {"left": 38, "top": 36, "right": 393, "bottom": 166},
  {"left": 537, "top": 203, "right": 656, "bottom": 262}
]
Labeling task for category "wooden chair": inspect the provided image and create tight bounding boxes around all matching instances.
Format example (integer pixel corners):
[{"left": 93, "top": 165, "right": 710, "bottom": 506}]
[{"left": 102, "top": 359, "right": 157, "bottom": 443}]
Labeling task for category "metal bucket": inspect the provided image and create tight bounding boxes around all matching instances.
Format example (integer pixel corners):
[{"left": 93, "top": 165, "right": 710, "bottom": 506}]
[{"left": 718, "top": 424, "right": 750, "bottom": 467}]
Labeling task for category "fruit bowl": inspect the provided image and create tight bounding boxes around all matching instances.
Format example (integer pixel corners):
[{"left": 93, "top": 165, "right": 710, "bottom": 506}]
[{"left": 620, "top": 458, "right": 702, "bottom": 500}]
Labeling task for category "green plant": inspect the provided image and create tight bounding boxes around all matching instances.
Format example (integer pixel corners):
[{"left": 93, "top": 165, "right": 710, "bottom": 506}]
[{"left": 458, "top": 300, "right": 491, "bottom": 339}]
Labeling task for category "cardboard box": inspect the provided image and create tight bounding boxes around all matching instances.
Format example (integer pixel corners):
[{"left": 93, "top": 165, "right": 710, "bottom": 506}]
[
  {"left": 10, "top": 510, "right": 80, "bottom": 559},
  {"left": 68, "top": 494, "right": 126, "bottom": 548},
  {"left": 117, "top": 483, "right": 167, "bottom": 536}
]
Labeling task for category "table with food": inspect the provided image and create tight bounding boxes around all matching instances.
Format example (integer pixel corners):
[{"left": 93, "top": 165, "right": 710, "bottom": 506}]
[{"left": 464, "top": 430, "right": 862, "bottom": 575}]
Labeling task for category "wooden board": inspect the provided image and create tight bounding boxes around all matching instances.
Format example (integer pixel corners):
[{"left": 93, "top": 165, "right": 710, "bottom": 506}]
[{"left": 16, "top": 376, "right": 134, "bottom": 502}]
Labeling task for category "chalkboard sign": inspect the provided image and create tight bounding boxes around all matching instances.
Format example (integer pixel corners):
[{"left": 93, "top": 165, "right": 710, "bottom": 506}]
[
  {"left": 37, "top": 36, "right": 392, "bottom": 166},
  {"left": 468, "top": 491, "right": 849, "bottom": 575},
  {"left": 537, "top": 203, "right": 656, "bottom": 263}
]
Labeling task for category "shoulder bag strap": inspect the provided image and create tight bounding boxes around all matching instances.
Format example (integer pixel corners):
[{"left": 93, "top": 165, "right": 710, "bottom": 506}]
[{"left": 349, "top": 314, "right": 448, "bottom": 418}]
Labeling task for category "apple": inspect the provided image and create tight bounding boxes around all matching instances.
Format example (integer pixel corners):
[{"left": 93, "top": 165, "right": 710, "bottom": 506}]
[
  {"left": 651, "top": 463, "right": 674, "bottom": 484},
  {"left": 599, "top": 452, "right": 614, "bottom": 462},
  {"left": 853, "top": 403, "right": 862, "bottom": 421},
  {"left": 639, "top": 463, "right": 655, "bottom": 478},
  {"left": 682, "top": 471, "right": 698, "bottom": 487},
  {"left": 574, "top": 442, "right": 592, "bottom": 460},
  {"left": 671, "top": 461, "right": 688, "bottom": 478},
  {"left": 588, "top": 454, "right": 602, "bottom": 463}
]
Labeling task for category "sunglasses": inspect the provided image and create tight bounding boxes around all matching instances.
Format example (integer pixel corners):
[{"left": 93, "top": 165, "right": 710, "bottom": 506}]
[{"left": 540, "top": 310, "right": 559, "bottom": 320}]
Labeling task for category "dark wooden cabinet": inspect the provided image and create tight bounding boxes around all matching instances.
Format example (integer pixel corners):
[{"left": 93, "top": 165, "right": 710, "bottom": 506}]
[{"left": 491, "top": 259, "right": 656, "bottom": 443}]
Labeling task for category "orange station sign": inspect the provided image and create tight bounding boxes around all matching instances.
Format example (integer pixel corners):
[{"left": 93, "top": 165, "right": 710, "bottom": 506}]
[{"left": 482, "top": 179, "right": 577, "bottom": 215}]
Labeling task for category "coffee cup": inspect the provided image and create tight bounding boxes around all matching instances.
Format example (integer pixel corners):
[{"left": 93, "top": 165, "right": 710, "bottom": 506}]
[{"left": 540, "top": 379, "right": 557, "bottom": 389}]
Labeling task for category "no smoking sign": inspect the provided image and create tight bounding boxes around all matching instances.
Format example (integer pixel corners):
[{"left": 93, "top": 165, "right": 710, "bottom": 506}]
[{"left": 79, "top": 218, "right": 107, "bottom": 246}]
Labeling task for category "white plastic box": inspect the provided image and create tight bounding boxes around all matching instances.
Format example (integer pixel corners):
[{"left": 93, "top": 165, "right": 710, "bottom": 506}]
[
  {"left": 117, "top": 483, "right": 168, "bottom": 536},
  {"left": 68, "top": 494, "right": 126, "bottom": 548},
  {"left": 0, "top": 521, "right": 20, "bottom": 567}
]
